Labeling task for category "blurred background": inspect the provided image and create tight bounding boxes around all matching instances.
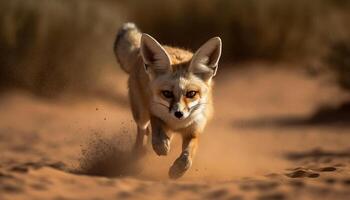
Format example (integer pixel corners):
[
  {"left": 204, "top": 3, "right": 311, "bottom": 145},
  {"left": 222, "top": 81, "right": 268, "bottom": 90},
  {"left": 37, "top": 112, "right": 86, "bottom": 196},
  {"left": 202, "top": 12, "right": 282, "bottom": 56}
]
[{"left": 1, "top": 0, "right": 350, "bottom": 97}]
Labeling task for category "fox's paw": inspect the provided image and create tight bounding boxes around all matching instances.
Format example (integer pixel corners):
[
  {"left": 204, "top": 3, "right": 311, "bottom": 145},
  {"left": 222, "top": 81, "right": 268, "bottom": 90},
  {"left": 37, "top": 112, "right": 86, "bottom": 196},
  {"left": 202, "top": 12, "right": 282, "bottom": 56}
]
[
  {"left": 168, "top": 152, "right": 192, "bottom": 179},
  {"left": 152, "top": 136, "right": 170, "bottom": 156}
]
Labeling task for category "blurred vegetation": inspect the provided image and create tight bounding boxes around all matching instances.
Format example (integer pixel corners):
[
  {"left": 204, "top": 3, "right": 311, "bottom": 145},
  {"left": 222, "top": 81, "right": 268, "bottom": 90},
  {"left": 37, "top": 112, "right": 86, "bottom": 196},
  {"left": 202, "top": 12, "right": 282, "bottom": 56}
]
[
  {"left": 327, "top": 42, "right": 350, "bottom": 90},
  {"left": 0, "top": 0, "right": 123, "bottom": 96},
  {"left": 128, "top": 0, "right": 350, "bottom": 62},
  {"left": 0, "top": 0, "right": 350, "bottom": 96}
]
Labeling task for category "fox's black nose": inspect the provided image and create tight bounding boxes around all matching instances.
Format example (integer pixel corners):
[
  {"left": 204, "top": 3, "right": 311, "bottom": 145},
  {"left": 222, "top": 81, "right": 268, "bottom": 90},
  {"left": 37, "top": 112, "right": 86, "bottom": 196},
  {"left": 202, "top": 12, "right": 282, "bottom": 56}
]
[{"left": 174, "top": 111, "right": 183, "bottom": 119}]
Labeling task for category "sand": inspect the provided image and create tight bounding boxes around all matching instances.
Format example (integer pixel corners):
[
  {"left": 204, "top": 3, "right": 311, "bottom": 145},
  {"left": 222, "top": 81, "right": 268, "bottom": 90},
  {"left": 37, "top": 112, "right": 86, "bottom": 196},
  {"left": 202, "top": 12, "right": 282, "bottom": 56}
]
[{"left": 0, "top": 65, "right": 349, "bottom": 200}]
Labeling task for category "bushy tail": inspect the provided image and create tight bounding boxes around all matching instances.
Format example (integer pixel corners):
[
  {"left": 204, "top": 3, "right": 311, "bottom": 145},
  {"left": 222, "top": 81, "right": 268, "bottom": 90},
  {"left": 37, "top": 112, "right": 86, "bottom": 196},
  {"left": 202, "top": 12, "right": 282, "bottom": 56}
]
[{"left": 113, "top": 23, "right": 142, "bottom": 74}]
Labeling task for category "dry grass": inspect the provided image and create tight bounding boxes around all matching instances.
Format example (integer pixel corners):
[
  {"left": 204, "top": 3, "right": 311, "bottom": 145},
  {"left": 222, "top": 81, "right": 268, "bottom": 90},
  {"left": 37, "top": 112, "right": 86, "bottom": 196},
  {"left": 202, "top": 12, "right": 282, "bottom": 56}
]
[
  {"left": 0, "top": 0, "right": 124, "bottom": 96},
  {"left": 127, "top": 0, "right": 350, "bottom": 62}
]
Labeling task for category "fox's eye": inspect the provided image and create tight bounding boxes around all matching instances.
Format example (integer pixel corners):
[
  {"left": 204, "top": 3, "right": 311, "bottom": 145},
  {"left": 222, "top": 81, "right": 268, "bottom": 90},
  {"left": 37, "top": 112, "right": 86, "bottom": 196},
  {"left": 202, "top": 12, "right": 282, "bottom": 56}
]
[
  {"left": 186, "top": 91, "right": 197, "bottom": 98},
  {"left": 162, "top": 90, "right": 174, "bottom": 98}
]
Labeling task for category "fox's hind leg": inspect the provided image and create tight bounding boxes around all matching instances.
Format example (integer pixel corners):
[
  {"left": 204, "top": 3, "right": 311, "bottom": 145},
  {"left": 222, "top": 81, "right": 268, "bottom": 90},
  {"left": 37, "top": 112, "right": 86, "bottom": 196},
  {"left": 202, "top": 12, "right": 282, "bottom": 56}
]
[
  {"left": 129, "top": 88, "right": 150, "bottom": 156},
  {"left": 132, "top": 124, "right": 149, "bottom": 156}
]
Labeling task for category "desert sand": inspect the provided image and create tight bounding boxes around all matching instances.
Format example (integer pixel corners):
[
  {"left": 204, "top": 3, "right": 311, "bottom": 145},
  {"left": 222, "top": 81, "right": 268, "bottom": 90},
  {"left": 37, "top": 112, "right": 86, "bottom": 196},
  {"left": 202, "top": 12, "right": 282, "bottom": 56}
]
[{"left": 0, "top": 65, "right": 350, "bottom": 200}]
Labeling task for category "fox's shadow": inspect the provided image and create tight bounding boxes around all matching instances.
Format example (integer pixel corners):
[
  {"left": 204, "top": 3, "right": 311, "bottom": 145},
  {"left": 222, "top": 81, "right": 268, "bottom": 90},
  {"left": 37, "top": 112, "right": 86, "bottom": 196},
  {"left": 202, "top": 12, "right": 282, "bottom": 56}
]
[{"left": 234, "top": 102, "right": 350, "bottom": 128}]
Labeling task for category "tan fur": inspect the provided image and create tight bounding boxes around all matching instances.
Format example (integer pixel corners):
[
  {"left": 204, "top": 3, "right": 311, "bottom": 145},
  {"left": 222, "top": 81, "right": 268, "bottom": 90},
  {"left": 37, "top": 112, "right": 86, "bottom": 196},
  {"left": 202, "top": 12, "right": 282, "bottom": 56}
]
[
  {"left": 163, "top": 46, "right": 193, "bottom": 65},
  {"left": 114, "top": 23, "right": 221, "bottom": 179}
]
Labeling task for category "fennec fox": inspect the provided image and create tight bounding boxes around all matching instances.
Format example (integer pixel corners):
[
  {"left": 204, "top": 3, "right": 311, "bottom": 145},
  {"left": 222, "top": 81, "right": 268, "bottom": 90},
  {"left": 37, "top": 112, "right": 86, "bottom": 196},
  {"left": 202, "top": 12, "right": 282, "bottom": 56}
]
[{"left": 114, "top": 23, "right": 222, "bottom": 179}]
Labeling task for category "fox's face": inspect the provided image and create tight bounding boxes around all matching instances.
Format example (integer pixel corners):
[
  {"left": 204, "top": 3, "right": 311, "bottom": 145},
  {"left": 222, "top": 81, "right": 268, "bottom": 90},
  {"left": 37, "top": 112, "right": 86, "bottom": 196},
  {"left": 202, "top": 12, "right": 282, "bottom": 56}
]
[
  {"left": 140, "top": 34, "right": 221, "bottom": 125},
  {"left": 150, "top": 71, "right": 209, "bottom": 121}
]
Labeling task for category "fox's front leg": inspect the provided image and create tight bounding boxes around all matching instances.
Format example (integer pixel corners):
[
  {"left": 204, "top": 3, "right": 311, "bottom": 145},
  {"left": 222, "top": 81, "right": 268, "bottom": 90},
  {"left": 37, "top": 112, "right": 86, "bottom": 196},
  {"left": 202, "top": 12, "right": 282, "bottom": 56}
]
[
  {"left": 150, "top": 116, "right": 171, "bottom": 156},
  {"left": 169, "top": 133, "right": 199, "bottom": 179}
]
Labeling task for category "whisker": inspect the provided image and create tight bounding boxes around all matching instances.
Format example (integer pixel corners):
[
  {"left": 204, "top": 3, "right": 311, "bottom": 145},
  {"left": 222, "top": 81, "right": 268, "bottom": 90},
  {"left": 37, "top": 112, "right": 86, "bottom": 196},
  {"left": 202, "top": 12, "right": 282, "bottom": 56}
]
[
  {"left": 152, "top": 101, "right": 169, "bottom": 109},
  {"left": 189, "top": 102, "right": 208, "bottom": 112}
]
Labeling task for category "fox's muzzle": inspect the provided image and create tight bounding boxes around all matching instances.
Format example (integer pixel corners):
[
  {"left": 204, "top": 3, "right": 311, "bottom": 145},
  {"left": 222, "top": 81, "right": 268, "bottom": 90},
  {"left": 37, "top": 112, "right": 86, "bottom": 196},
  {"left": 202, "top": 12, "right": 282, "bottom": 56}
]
[{"left": 170, "top": 102, "right": 187, "bottom": 119}]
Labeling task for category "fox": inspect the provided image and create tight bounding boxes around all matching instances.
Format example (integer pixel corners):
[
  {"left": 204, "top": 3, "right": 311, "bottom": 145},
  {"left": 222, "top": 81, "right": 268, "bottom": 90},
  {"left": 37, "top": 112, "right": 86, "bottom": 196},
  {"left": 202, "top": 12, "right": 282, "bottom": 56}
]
[{"left": 113, "top": 23, "right": 222, "bottom": 179}]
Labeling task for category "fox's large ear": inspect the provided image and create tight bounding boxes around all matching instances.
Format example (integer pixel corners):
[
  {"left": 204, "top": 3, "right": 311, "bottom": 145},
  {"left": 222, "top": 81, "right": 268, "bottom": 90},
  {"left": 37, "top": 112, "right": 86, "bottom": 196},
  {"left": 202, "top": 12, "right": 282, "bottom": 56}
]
[
  {"left": 189, "top": 37, "right": 222, "bottom": 81},
  {"left": 140, "top": 34, "right": 171, "bottom": 75}
]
